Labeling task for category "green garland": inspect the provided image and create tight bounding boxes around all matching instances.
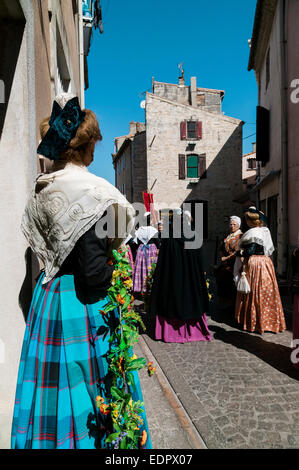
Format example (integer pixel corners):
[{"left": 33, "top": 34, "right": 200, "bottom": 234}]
[{"left": 96, "top": 246, "right": 154, "bottom": 449}]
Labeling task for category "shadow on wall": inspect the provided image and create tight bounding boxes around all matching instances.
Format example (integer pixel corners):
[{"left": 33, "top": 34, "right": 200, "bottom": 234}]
[
  {"left": 0, "top": 2, "right": 26, "bottom": 137},
  {"left": 183, "top": 124, "right": 244, "bottom": 272}
]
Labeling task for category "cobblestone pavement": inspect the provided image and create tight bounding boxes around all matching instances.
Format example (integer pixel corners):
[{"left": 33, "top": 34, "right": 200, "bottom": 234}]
[
  {"left": 137, "top": 295, "right": 299, "bottom": 449},
  {"left": 134, "top": 341, "right": 202, "bottom": 449}
]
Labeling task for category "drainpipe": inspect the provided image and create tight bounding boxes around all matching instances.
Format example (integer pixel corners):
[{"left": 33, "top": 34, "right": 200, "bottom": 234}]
[
  {"left": 130, "top": 142, "right": 134, "bottom": 203},
  {"left": 280, "top": 0, "right": 288, "bottom": 277},
  {"left": 257, "top": 71, "right": 261, "bottom": 209},
  {"left": 77, "top": 0, "right": 85, "bottom": 107}
]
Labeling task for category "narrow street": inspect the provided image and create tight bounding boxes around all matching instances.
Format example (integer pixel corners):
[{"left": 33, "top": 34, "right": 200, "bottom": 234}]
[{"left": 136, "top": 294, "right": 299, "bottom": 449}]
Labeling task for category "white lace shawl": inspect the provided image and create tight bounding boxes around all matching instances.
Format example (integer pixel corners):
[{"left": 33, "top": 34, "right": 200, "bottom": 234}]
[
  {"left": 134, "top": 226, "right": 158, "bottom": 245},
  {"left": 21, "top": 163, "right": 135, "bottom": 284},
  {"left": 239, "top": 227, "right": 275, "bottom": 256}
]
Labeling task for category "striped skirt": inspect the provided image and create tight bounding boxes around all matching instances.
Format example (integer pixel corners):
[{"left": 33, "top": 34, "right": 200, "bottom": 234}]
[
  {"left": 132, "top": 244, "right": 158, "bottom": 293},
  {"left": 11, "top": 273, "right": 152, "bottom": 449}
]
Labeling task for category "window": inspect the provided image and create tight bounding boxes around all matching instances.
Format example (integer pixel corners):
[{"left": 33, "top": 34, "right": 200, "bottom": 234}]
[
  {"left": 56, "top": 23, "right": 71, "bottom": 94},
  {"left": 247, "top": 158, "right": 257, "bottom": 170},
  {"left": 256, "top": 106, "right": 270, "bottom": 164},
  {"left": 178, "top": 154, "right": 207, "bottom": 180},
  {"left": 187, "top": 121, "right": 197, "bottom": 139},
  {"left": 180, "top": 121, "right": 202, "bottom": 140},
  {"left": 187, "top": 155, "right": 198, "bottom": 178}
]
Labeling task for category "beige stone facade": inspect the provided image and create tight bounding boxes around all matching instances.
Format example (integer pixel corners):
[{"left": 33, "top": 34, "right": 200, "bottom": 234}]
[
  {"left": 113, "top": 76, "right": 244, "bottom": 269},
  {"left": 248, "top": 0, "right": 299, "bottom": 276},
  {"left": 113, "top": 121, "right": 147, "bottom": 203}
]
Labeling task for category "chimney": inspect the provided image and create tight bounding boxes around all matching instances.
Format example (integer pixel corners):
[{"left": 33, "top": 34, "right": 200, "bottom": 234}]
[
  {"left": 190, "top": 76, "right": 197, "bottom": 107},
  {"left": 129, "top": 121, "right": 137, "bottom": 135}
]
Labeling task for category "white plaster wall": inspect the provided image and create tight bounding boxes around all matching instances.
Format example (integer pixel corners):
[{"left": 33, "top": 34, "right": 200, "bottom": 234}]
[
  {"left": 0, "top": 1, "right": 36, "bottom": 449},
  {"left": 258, "top": 7, "right": 284, "bottom": 273}
]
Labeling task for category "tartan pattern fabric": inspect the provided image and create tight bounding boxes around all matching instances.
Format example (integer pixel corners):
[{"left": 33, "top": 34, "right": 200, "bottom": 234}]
[
  {"left": 11, "top": 272, "right": 152, "bottom": 449},
  {"left": 132, "top": 244, "right": 158, "bottom": 293}
]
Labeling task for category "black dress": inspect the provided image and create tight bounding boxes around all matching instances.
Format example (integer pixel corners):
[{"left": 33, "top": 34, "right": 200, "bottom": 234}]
[
  {"left": 149, "top": 224, "right": 212, "bottom": 343},
  {"left": 58, "top": 222, "right": 114, "bottom": 303}
]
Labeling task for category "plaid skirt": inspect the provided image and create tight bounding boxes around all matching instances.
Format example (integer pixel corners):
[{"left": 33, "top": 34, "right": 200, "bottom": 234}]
[
  {"left": 11, "top": 272, "right": 152, "bottom": 449},
  {"left": 132, "top": 244, "right": 158, "bottom": 293}
]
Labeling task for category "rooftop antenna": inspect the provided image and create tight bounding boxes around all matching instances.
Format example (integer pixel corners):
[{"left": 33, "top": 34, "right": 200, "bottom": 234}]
[
  {"left": 178, "top": 62, "right": 184, "bottom": 78},
  {"left": 177, "top": 62, "right": 185, "bottom": 85}
]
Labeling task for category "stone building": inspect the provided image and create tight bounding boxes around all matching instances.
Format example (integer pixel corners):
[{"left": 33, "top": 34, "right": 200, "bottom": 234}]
[
  {"left": 0, "top": 0, "right": 97, "bottom": 448},
  {"left": 242, "top": 143, "right": 257, "bottom": 186},
  {"left": 113, "top": 75, "right": 244, "bottom": 269},
  {"left": 248, "top": 0, "right": 299, "bottom": 277},
  {"left": 113, "top": 121, "right": 146, "bottom": 204}
]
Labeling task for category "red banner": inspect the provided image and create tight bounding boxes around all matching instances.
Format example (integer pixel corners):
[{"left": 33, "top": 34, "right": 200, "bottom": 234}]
[{"left": 142, "top": 191, "right": 158, "bottom": 225}]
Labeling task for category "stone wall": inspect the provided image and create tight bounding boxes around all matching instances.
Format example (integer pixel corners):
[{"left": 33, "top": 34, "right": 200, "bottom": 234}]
[
  {"left": 145, "top": 92, "right": 243, "bottom": 270},
  {"left": 132, "top": 131, "right": 147, "bottom": 204}
]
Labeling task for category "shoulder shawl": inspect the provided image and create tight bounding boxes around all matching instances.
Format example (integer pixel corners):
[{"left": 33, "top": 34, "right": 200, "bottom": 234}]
[
  {"left": 21, "top": 163, "right": 135, "bottom": 284},
  {"left": 239, "top": 227, "right": 274, "bottom": 257}
]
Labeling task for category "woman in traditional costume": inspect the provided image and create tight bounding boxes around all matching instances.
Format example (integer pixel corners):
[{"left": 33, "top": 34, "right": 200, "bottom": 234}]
[
  {"left": 214, "top": 216, "right": 243, "bottom": 307},
  {"left": 149, "top": 211, "right": 212, "bottom": 343},
  {"left": 235, "top": 207, "right": 286, "bottom": 334},
  {"left": 11, "top": 93, "right": 151, "bottom": 449},
  {"left": 291, "top": 248, "right": 299, "bottom": 369},
  {"left": 132, "top": 213, "right": 159, "bottom": 293}
]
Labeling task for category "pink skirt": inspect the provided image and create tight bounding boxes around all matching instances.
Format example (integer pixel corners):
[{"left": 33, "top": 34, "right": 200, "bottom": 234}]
[
  {"left": 155, "top": 314, "right": 212, "bottom": 343},
  {"left": 235, "top": 255, "right": 286, "bottom": 334},
  {"left": 292, "top": 294, "right": 299, "bottom": 369}
]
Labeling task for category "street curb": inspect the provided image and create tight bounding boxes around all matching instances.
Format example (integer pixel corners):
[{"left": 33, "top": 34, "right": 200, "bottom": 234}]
[{"left": 138, "top": 335, "right": 207, "bottom": 450}]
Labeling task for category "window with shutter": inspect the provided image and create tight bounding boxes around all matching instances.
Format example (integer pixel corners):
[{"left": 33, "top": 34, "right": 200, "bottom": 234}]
[
  {"left": 256, "top": 106, "right": 270, "bottom": 164},
  {"left": 247, "top": 158, "right": 257, "bottom": 170},
  {"left": 187, "top": 121, "right": 197, "bottom": 139},
  {"left": 181, "top": 121, "right": 203, "bottom": 140},
  {"left": 187, "top": 155, "right": 199, "bottom": 178},
  {"left": 178, "top": 154, "right": 186, "bottom": 179}
]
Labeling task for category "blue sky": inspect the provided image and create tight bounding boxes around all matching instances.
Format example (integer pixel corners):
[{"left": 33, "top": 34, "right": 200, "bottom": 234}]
[{"left": 85, "top": 0, "right": 258, "bottom": 184}]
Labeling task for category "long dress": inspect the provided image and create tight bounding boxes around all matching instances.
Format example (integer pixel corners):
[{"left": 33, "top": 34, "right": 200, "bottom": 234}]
[
  {"left": 235, "top": 227, "right": 286, "bottom": 334},
  {"left": 149, "top": 226, "right": 212, "bottom": 343},
  {"left": 132, "top": 227, "right": 159, "bottom": 293},
  {"left": 214, "top": 229, "right": 242, "bottom": 304},
  {"left": 11, "top": 223, "right": 152, "bottom": 448}
]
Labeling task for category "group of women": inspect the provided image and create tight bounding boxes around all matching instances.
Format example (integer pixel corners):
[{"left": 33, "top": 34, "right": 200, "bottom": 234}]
[
  {"left": 215, "top": 209, "right": 287, "bottom": 335},
  {"left": 11, "top": 93, "right": 298, "bottom": 449}
]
